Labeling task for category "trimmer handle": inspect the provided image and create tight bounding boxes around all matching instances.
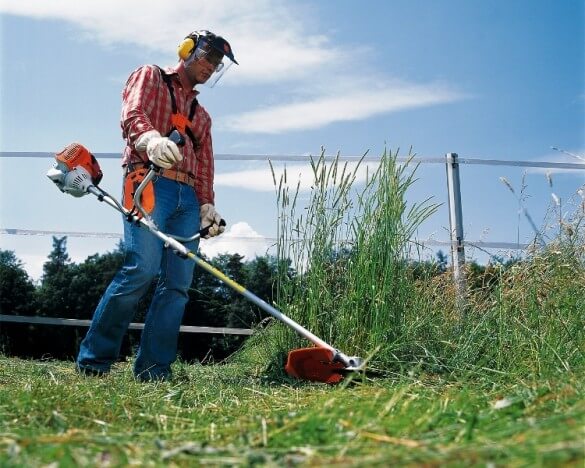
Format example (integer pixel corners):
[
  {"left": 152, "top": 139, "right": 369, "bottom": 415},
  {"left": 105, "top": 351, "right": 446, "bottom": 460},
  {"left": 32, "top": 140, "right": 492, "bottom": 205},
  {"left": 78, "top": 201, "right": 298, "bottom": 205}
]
[
  {"left": 146, "top": 130, "right": 183, "bottom": 174},
  {"left": 168, "top": 129, "right": 185, "bottom": 147},
  {"left": 199, "top": 219, "right": 227, "bottom": 238}
]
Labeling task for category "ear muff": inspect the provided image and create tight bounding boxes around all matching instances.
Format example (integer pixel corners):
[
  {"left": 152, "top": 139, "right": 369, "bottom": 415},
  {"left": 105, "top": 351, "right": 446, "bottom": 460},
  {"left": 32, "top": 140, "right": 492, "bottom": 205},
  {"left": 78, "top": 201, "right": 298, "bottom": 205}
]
[{"left": 178, "top": 37, "right": 196, "bottom": 60}]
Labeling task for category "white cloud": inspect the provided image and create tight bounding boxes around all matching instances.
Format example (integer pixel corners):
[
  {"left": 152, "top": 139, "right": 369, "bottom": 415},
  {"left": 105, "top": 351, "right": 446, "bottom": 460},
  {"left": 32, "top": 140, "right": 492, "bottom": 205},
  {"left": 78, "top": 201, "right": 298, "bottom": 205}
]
[
  {"left": 1, "top": 0, "right": 467, "bottom": 132},
  {"left": 220, "top": 83, "right": 466, "bottom": 133},
  {"left": 527, "top": 148, "right": 585, "bottom": 177},
  {"left": 215, "top": 167, "right": 279, "bottom": 192},
  {"left": 215, "top": 163, "right": 316, "bottom": 191},
  {"left": 199, "top": 221, "right": 272, "bottom": 259},
  {"left": 18, "top": 254, "right": 46, "bottom": 283},
  {"left": 549, "top": 147, "right": 585, "bottom": 163},
  {"left": 215, "top": 161, "right": 381, "bottom": 192},
  {"left": 0, "top": 0, "right": 338, "bottom": 84}
]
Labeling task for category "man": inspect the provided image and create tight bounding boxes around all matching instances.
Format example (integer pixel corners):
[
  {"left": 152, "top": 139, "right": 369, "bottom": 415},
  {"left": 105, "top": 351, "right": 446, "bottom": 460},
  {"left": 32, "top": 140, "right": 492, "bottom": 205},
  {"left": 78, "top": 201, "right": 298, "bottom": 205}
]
[{"left": 76, "top": 30, "right": 238, "bottom": 381}]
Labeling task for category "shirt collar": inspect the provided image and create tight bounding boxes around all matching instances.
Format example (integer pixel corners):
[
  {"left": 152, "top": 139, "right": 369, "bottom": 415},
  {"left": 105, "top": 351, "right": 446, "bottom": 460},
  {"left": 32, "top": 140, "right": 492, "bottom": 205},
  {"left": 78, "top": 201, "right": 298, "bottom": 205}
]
[{"left": 165, "top": 62, "right": 200, "bottom": 97}]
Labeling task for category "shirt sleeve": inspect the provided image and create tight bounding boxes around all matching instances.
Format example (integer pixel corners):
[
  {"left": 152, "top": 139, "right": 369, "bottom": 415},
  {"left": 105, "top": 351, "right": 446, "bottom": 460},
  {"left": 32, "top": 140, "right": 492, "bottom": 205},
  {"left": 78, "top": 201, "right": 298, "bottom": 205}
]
[
  {"left": 120, "top": 65, "right": 161, "bottom": 146},
  {"left": 195, "top": 121, "right": 215, "bottom": 206}
]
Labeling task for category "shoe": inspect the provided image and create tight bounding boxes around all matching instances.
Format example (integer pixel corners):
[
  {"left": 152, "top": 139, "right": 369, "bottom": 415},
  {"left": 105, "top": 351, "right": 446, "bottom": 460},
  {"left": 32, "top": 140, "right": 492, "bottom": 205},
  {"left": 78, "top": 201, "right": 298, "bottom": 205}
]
[{"left": 76, "top": 365, "right": 107, "bottom": 377}]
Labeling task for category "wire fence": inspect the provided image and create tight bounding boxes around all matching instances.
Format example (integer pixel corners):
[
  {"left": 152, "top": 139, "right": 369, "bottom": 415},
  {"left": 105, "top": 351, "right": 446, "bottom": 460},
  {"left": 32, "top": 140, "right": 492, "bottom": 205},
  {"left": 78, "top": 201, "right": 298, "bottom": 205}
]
[
  {"left": 2, "top": 150, "right": 585, "bottom": 169},
  {"left": 0, "top": 227, "right": 533, "bottom": 250},
  {"left": 2, "top": 151, "right": 583, "bottom": 251},
  {"left": 0, "top": 314, "right": 252, "bottom": 335}
]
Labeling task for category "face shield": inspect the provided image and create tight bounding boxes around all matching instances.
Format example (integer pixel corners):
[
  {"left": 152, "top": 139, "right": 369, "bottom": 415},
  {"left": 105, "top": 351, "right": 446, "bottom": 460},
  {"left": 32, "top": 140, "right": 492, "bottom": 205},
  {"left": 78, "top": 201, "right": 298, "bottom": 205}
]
[{"left": 186, "top": 38, "right": 235, "bottom": 87}]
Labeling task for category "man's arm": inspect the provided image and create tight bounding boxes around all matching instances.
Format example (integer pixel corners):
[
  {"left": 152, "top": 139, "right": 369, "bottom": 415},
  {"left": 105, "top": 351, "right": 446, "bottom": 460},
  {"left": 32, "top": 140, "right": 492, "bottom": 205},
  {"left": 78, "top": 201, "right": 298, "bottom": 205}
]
[
  {"left": 121, "top": 65, "right": 160, "bottom": 146},
  {"left": 121, "top": 65, "right": 181, "bottom": 168}
]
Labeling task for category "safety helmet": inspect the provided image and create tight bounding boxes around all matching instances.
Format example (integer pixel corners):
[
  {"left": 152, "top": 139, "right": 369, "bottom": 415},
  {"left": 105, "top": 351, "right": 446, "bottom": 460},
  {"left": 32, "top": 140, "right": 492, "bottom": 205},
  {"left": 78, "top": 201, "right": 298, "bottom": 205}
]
[{"left": 178, "top": 30, "right": 238, "bottom": 86}]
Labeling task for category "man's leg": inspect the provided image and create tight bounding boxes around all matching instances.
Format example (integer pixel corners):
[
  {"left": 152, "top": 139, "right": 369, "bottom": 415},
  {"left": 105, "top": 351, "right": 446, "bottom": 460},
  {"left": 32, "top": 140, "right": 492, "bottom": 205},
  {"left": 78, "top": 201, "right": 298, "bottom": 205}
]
[
  {"left": 134, "top": 182, "right": 200, "bottom": 381},
  {"left": 76, "top": 176, "right": 173, "bottom": 374}
]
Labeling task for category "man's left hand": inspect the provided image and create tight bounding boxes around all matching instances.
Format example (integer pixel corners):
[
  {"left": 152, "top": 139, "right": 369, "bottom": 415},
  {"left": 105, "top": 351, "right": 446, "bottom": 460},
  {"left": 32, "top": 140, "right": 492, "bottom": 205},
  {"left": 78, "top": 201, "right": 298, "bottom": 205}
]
[{"left": 200, "top": 203, "right": 225, "bottom": 238}]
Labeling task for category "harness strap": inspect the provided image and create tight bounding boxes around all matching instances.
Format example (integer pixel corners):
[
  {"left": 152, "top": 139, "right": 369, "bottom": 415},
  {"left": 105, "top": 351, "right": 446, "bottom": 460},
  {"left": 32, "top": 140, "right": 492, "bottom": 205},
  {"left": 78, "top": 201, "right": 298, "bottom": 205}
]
[{"left": 154, "top": 65, "right": 200, "bottom": 149}]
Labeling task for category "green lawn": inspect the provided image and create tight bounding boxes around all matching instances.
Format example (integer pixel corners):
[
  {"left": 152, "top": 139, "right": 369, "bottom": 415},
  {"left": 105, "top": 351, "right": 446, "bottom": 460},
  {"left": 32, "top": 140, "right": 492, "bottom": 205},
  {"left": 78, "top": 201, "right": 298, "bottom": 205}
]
[{"left": 1, "top": 356, "right": 583, "bottom": 466}]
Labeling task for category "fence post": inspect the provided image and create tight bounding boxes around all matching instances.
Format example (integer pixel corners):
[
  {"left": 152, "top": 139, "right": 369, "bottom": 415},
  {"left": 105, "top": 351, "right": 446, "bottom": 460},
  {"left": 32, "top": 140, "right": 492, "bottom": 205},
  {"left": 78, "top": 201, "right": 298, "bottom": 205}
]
[{"left": 445, "top": 153, "right": 467, "bottom": 305}]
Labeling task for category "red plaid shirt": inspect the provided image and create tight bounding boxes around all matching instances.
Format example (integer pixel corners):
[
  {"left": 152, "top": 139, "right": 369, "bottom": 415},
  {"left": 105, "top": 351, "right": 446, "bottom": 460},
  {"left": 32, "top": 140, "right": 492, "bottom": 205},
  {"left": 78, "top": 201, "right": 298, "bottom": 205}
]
[{"left": 121, "top": 62, "right": 215, "bottom": 205}]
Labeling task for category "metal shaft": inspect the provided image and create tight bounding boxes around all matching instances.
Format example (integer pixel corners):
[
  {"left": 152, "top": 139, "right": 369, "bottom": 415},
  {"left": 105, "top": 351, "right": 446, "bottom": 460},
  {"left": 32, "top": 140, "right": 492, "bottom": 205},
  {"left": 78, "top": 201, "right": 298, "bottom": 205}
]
[{"left": 187, "top": 252, "right": 334, "bottom": 351}]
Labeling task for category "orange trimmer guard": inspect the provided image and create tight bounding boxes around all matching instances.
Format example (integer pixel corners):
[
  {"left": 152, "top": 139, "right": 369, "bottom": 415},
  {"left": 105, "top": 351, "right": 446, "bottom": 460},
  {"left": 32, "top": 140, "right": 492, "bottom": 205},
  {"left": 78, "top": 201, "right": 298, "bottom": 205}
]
[{"left": 285, "top": 347, "right": 347, "bottom": 384}]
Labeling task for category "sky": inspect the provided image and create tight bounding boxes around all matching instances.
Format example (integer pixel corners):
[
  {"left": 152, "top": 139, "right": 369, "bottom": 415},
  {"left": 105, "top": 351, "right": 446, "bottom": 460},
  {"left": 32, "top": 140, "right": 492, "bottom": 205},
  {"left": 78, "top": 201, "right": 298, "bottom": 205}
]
[{"left": 0, "top": 0, "right": 584, "bottom": 281}]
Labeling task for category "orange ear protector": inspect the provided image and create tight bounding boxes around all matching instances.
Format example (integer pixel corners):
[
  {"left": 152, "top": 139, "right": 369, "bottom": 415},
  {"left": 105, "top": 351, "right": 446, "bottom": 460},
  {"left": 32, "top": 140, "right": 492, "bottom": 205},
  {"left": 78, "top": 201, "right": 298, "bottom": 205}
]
[{"left": 177, "top": 36, "right": 197, "bottom": 60}]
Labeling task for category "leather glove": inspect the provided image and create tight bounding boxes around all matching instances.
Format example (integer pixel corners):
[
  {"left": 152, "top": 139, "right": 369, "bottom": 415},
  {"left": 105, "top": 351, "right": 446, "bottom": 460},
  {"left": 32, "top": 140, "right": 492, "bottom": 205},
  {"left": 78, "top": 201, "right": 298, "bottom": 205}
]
[
  {"left": 135, "top": 130, "right": 182, "bottom": 169},
  {"left": 200, "top": 203, "right": 225, "bottom": 238}
]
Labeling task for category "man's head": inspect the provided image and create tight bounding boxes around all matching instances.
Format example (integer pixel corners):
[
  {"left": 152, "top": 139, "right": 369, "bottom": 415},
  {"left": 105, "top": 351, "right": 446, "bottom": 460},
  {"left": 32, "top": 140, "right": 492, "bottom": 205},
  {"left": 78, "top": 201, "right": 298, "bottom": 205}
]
[{"left": 178, "top": 30, "right": 238, "bottom": 87}]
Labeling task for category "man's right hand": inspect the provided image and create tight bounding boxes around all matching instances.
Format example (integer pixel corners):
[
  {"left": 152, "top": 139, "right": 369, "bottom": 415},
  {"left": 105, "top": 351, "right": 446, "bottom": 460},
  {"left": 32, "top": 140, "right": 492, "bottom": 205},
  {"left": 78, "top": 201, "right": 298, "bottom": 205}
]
[{"left": 135, "top": 130, "right": 182, "bottom": 169}]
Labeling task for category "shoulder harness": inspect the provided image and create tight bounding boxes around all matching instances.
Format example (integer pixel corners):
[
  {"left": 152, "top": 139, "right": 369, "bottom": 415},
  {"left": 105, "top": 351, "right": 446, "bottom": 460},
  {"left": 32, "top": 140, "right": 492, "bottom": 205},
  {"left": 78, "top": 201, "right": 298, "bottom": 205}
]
[{"left": 154, "top": 65, "right": 200, "bottom": 150}]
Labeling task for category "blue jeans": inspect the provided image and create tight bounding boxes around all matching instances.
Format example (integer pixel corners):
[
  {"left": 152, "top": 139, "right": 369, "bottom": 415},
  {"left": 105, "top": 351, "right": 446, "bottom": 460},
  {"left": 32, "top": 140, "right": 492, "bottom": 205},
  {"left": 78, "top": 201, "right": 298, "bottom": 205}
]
[{"left": 77, "top": 176, "right": 200, "bottom": 381}]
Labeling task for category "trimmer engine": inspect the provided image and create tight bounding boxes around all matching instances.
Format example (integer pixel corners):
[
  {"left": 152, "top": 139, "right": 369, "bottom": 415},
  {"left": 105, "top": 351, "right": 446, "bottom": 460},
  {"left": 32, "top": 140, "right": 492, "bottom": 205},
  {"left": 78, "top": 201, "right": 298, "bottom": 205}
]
[{"left": 47, "top": 143, "right": 103, "bottom": 197}]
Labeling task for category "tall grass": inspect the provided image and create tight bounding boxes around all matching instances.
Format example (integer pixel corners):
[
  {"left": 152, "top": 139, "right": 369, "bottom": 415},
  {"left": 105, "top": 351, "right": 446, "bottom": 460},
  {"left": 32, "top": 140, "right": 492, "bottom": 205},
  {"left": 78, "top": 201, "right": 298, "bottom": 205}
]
[
  {"left": 238, "top": 147, "right": 440, "bottom": 372},
  {"left": 236, "top": 148, "right": 585, "bottom": 381},
  {"left": 452, "top": 190, "right": 585, "bottom": 376}
]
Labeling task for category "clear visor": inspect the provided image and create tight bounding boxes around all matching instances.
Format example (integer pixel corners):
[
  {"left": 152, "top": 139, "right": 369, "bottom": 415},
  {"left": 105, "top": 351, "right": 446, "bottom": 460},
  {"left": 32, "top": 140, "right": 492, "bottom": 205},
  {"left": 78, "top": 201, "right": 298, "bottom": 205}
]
[
  {"left": 187, "top": 39, "right": 233, "bottom": 87},
  {"left": 205, "top": 60, "right": 233, "bottom": 87}
]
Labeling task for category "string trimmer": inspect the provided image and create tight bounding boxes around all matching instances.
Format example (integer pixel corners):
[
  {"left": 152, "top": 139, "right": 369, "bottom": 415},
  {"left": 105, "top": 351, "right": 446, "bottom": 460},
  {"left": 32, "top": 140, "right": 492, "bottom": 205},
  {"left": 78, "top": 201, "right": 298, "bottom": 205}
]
[{"left": 47, "top": 142, "right": 364, "bottom": 383}]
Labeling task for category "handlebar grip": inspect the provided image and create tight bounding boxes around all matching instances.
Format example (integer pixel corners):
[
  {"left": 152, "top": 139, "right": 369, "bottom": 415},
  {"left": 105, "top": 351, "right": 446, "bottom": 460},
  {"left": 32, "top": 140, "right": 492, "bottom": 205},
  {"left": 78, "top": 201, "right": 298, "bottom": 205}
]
[
  {"left": 168, "top": 129, "right": 185, "bottom": 147},
  {"left": 199, "top": 219, "right": 227, "bottom": 238}
]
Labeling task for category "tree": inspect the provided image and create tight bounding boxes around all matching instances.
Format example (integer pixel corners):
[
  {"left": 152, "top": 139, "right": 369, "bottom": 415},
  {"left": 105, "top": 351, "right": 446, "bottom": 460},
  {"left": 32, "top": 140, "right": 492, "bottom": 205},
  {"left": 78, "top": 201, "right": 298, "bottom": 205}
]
[
  {"left": 200, "top": 253, "right": 249, "bottom": 357},
  {"left": 68, "top": 247, "right": 124, "bottom": 319},
  {"left": 245, "top": 255, "right": 280, "bottom": 323},
  {"left": 25, "top": 240, "right": 129, "bottom": 359},
  {"left": 0, "top": 250, "right": 36, "bottom": 315},
  {"left": 0, "top": 250, "right": 41, "bottom": 358},
  {"left": 41, "top": 236, "right": 70, "bottom": 279},
  {"left": 180, "top": 253, "right": 282, "bottom": 361},
  {"left": 36, "top": 236, "right": 76, "bottom": 317},
  {"left": 436, "top": 250, "right": 448, "bottom": 273},
  {"left": 246, "top": 256, "right": 276, "bottom": 301}
]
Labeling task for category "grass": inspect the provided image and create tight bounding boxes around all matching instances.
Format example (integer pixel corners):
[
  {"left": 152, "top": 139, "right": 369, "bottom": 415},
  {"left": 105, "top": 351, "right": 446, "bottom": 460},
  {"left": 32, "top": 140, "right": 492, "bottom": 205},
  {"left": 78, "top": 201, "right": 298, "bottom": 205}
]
[
  {"left": 1, "top": 357, "right": 583, "bottom": 466},
  {"left": 254, "top": 148, "right": 442, "bottom": 373},
  {"left": 2, "top": 147, "right": 584, "bottom": 466},
  {"left": 245, "top": 148, "right": 585, "bottom": 380}
]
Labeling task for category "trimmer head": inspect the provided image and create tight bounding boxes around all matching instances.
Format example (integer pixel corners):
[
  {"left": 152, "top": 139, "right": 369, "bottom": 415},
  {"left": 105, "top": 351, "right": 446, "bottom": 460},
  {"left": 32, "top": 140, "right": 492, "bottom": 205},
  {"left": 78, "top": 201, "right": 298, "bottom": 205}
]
[{"left": 285, "top": 347, "right": 361, "bottom": 384}]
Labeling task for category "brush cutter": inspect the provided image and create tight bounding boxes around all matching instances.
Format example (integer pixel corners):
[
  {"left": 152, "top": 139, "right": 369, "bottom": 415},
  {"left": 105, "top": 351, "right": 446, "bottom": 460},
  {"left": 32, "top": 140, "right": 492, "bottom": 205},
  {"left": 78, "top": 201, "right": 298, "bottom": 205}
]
[{"left": 47, "top": 143, "right": 364, "bottom": 383}]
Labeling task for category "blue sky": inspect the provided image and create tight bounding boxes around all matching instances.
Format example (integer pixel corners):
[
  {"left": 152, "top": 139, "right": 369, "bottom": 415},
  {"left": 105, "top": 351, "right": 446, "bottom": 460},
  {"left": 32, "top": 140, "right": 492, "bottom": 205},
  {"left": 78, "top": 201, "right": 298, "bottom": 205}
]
[{"left": 1, "top": 0, "right": 584, "bottom": 281}]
